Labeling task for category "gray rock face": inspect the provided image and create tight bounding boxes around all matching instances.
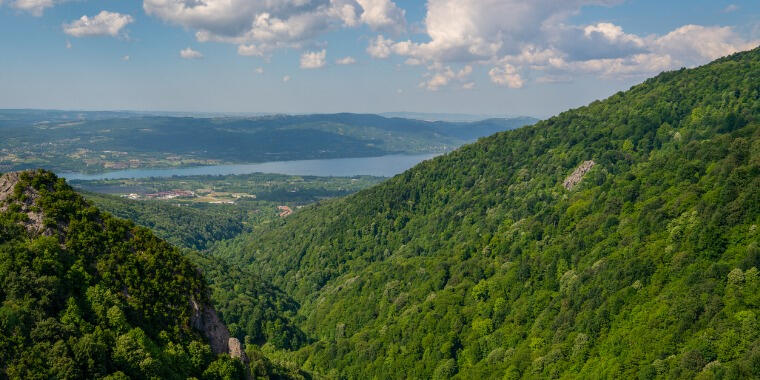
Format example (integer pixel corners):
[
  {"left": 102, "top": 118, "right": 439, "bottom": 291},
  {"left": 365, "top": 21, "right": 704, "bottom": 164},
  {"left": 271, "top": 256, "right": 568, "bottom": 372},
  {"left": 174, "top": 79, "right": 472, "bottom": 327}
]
[
  {"left": 190, "top": 299, "right": 250, "bottom": 363},
  {"left": 563, "top": 160, "right": 596, "bottom": 190},
  {"left": 0, "top": 171, "right": 47, "bottom": 234}
]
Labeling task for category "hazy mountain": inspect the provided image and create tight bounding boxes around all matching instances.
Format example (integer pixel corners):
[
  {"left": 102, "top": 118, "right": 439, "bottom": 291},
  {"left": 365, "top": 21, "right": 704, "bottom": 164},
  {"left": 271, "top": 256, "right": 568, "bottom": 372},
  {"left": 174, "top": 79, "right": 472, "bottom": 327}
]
[{"left": 0, "top": 112, "right": 535, "bottom": 173}]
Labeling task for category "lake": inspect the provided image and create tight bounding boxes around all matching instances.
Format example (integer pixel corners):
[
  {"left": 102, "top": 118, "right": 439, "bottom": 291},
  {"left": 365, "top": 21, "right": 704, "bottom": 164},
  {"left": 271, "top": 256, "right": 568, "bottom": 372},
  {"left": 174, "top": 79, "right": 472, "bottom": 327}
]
[{"left": 59, "top": 153, "right": 440, "bottom": 181}]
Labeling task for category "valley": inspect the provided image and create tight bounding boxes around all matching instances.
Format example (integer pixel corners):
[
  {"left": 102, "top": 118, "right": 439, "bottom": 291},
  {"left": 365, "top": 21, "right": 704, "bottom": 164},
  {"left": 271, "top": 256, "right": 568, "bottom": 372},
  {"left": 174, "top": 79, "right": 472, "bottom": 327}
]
[{"left": 3, "top": 1, "right": 758, "bottom": 379}]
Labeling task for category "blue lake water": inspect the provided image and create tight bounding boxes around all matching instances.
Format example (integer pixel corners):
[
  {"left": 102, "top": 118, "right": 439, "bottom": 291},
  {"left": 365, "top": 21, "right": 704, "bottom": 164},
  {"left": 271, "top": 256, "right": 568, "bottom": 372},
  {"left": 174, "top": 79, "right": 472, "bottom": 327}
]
[{"left": 59, "top": 153, "right": 441, "bottom": 181}]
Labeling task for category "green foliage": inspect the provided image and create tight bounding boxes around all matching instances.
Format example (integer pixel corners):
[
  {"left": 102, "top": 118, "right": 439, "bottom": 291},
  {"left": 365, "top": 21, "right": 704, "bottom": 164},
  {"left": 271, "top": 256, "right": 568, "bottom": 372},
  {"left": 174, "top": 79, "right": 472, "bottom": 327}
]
[
  {"left": 82, "top": 192, "right": 247, "bottom": 250},
  {"left": 185, "top": 251, "right": 308, "bottom": 351},
  {"left": 0, "top": 170, "right": 244, "bottom": 379},
  {"left": 78, "top": 173, "right": 385, "bottom": 250},
  {"left": 211, "top": 47, "right": 760, "bottom": 378}
]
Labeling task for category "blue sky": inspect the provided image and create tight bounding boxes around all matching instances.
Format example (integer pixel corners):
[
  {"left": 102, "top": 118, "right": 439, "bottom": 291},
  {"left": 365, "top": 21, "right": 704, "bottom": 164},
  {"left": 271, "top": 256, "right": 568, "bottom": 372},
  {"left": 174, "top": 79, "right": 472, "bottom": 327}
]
[{"left": 0, "top": 0, "right": 758, "bottom": 118}]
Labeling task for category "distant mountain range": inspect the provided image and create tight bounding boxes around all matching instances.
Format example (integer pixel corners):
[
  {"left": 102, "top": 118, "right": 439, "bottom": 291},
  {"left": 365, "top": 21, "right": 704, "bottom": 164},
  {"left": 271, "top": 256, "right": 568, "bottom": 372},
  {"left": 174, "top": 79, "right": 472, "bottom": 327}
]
[
  {"left": 380, "top": 112, "right": 528, "bottom": 122},
  {"left": 0, "top": 111, "right": 537, "bottom": 173}
]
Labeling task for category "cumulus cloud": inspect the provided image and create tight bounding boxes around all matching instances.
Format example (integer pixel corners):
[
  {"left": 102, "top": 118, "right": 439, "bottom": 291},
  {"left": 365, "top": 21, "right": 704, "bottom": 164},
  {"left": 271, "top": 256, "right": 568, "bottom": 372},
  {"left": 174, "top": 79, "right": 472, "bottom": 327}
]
[
  {"left": 180, "top": 47, "right": 203, "bottom": 59},
  {"left": 724, "top": 4, "right": 739, "bottom": 13},
  {"left": 238, "top": 44, "right": 265, "bottom": 57},
  {"left": 367, "top": 35, "right": 393, "bottom": 58},
  {"left": 142, "top": 0, "right": 406, "bottom": 56},
  {"left": 489, "top": 64, "right": 523, "bottom": 88},
  {"left": 282, "top": 75, "right": 291, "bottom": 82},
  {"left": 300, "top": 49, "right": 326, "bottom": 69},
  {"left": 63, "top": 11, "right": 134, "bottom": 38},
  {"left": 255, "top": 67, "right": 264, "bottom": 74},
  {"left": 422, "top": 64, "right": 472, "bottom": 90},
  {"left": 356, "top": 0, "right": 405, "bottom": 33},
  {"left": 9, "top": 0, "right": 64, "bottom": 16},
  {"left": 651, "top": 25, "right": 755, "bottom": 64},
  {"left": 336, "top": 56, "right": 356, "bottom": 65},
  {"left": 366, "top": 0, "right": 758, "bottom": 90}
]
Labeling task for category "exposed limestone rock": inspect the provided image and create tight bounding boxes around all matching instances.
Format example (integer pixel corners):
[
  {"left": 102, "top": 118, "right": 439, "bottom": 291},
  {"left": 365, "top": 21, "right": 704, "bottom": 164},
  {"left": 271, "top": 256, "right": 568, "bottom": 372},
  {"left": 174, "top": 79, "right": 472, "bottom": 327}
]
[
  {"left": 228, "top": 337, "right": 245, "bottom": 360},
  {"left": 0, "top": 171, "right": 47, "bottom": 234},
  {"left": 563, "top": 160, "right": 596, "bottom": 190},
  {"left": 190, "top": 299, "right": 250, "bottom": 364},
  {"left": 0, "top": 171, "right": 18, "bottom": 198}
]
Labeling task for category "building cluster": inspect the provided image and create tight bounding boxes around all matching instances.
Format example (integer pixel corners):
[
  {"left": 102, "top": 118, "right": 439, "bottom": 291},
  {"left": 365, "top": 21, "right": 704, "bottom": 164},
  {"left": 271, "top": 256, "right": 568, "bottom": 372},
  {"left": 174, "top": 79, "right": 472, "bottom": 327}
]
[{"left": 144, "top": 190, "right": 196, "bottom": 200}]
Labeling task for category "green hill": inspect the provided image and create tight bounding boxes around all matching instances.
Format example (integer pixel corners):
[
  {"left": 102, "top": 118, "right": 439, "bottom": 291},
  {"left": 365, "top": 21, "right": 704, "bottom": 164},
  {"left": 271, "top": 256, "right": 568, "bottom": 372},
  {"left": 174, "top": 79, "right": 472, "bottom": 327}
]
[
  {"left": 0, "top": 170, "right": 268, "bottom": 379},
  {"left": 212, "top": 47, "right": 760, "bottom": 378}
]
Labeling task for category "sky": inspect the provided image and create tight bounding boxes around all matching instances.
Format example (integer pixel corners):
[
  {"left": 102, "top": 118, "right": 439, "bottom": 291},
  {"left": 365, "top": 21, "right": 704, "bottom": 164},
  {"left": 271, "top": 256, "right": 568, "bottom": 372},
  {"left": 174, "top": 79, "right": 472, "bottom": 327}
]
[{"left": 0, "top": 0, "right": 758, "bottom": 118}]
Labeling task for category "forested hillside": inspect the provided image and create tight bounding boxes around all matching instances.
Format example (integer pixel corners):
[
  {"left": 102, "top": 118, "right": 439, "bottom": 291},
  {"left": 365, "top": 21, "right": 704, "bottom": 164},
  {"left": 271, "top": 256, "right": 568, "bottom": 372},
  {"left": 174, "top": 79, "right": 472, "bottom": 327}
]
[
  {"left": 0, "top": 170, "right": 282, "bottom": 379},
  {"left": 213, "top": 47, "right": 760, "bottom": 378},
  {"left": 80, "top": 192, "right": 248, "bottom": 250}
]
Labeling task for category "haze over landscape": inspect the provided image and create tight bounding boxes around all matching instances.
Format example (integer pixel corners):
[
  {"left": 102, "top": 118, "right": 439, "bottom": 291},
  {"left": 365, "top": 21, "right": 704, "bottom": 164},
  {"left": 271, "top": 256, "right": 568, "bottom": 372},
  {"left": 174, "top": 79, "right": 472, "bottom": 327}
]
[
  {"left": 1, "top": 1, "right": 760, "bottom": 379},
  {"left": 1, "top": 0, "right": 757, "bottom": 116}
]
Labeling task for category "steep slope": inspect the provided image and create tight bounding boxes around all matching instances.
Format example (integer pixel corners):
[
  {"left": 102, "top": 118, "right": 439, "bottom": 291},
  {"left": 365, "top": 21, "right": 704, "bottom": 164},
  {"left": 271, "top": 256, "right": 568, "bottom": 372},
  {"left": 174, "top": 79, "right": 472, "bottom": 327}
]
[
  {"left": 214, "top": 47, "right": 760, "bottom": 378},
  {"left": 0, "top": 170, "right": 249, "bottom": 379}
]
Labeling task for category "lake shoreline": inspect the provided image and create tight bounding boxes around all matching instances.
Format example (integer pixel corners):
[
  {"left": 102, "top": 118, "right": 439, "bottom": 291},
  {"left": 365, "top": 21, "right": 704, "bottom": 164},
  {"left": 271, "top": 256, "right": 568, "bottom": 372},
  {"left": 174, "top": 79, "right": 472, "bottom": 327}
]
[{"left": 59, "top": 153, "right": 441, "bottom": 181}]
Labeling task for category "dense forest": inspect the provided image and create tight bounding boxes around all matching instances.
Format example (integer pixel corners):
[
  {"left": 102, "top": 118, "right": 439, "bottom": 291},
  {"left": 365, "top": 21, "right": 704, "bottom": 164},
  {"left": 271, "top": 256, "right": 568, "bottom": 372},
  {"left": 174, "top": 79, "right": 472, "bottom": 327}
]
[
  {"left": 79, "top": 192, "right": 249, "bottom": 250},
  {"left": 208, "top": 47, "right": 760, "bottom": 378},
  {"left": 3, "top": 47, "right": 759, "bottom": 380},
  {"left": 0, "top": 170, "right": 308, "bottom": 379}
]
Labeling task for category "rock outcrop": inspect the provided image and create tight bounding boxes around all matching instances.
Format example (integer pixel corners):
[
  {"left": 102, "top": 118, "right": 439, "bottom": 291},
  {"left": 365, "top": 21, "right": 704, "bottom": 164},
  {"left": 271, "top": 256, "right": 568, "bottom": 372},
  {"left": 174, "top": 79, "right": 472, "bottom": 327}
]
[
  {"left": 0, "top": 171, "right": 47, "bottom": 234},
  {"left": 563, "top": 160, "right": 595, "bottom": 190},
  {"left": 190, "top": 299, "right": 249, "bottom": 364}
]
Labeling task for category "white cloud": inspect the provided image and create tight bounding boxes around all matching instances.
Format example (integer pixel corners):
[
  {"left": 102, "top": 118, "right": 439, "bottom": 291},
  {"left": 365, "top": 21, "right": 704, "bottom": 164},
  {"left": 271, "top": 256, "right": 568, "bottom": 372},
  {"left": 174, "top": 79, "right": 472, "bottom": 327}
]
[
  {"left": 423, "top": 64, "right": 473, "bottom": 90},
  {"left": 336, "top": 56, "right": 356, "bottom": 65},
  {"left": 65, "top": 40, "right": 72, "bottom": 49},
  {"left": 650, "top": 25, "right": 756, "bottom": 64},
  {"left": 180, "top": 47, "right": 203, "bottom": 59},
  {"left": 122, "top": 55, "right": 130, "bottom": 61},
  {"left": 367, "top": 35, "right": 393, "bottom": 58},
  {"left": 724, "top": 4, "right": 739, "bottom": 13},
  {"left": 489, "top": 64, "right": 523, "bottom": 88},
  {"left": 238, "top": 44, "right": 265, "bottom": 57},
  {"left": 462, "top": 82, "right": 475, "bottom": 90},
  {"left": 356, "top": 0, "right": 406, "bottom": 33},
  {"left": 143, "top": 0, "right": 406, "bottom": 55},
  {"left": 63, "top": 11, "right": 134, "bottom": 38},
  {"left": 550, "top": 22, "right": 646, "bottom": 61},
  {"left": 255, "top": 67, "right": 264, "bottom": 74},
  {"left": 282, "top": 75, "right": 291, "bottom": 82},
  {"left": 9, "top": 0, "right": 64, "bottom": 16},
  {"left": 300, "top": 49, "right": 326, "bottom": 69},
  {"left": 366, "top": 0, "right": 758, "bottom": 89}
]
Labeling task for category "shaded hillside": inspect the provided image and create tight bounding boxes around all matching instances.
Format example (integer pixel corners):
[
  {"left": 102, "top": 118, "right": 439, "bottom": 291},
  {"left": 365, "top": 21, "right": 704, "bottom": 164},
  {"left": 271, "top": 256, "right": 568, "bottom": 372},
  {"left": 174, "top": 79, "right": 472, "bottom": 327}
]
[
  {"left": 214, "top": 47, "right": 760, "bottom": 379},
  {"left": 0, "top": 170, "right": 251, "bottom": 379}
]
